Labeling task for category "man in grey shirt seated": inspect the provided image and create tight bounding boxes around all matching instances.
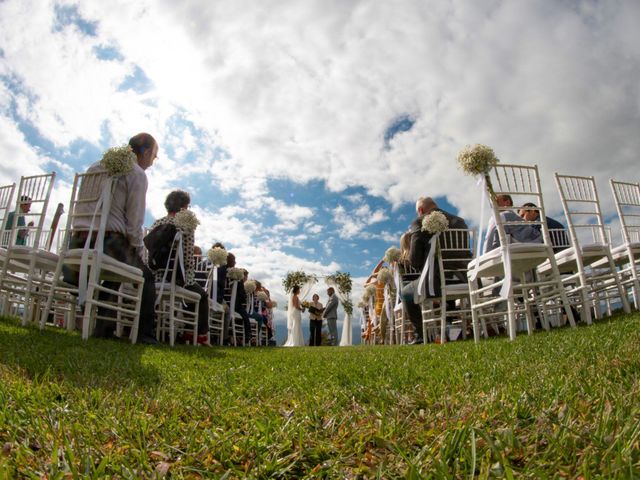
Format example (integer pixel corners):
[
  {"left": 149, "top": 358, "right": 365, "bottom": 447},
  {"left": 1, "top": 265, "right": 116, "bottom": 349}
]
[{"left": 64, "top": 132, "right": 159, "bottom": 344}]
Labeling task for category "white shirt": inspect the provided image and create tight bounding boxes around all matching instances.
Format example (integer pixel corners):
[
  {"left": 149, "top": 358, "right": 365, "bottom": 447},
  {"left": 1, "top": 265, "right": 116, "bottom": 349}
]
[{"left": 73, "top": 161, "right": 148, "bottom": 251}]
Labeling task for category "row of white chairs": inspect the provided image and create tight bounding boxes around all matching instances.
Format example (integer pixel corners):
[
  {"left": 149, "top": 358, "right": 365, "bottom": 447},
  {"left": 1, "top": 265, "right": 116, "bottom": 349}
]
[
  {"left": 0, "top": 171, "right": 270, "bottom": 346},
  {"left": 369, "top": 167, "right": 639, "bottom": 345}
]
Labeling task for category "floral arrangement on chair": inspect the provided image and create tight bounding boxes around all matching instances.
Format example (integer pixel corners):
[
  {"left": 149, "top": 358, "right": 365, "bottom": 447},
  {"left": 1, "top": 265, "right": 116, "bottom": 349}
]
[
  {"left": 357, "top": 301, "right": 366, "bottom": 309},
  {"left": 207, "top": 246, "right": 228, "bottom": 267},
  {"left": 384, "top": 247, "right": 401, "bottom": 264},
  {"left": 270, "top": 300, "right": 278, "bottom": 309},
  {"left": 100, "top": 145, "right": 136, "bottom": 177},
  {"left": 377, "top": 267, "right": 393, "bottom": 285},
  {"left": 174, "top": 209, "right": 200, "bottom": 232},
  {"left": 457, "top": 144, "right": 499, "bottom": 176},
  {"left": 256, "top": 291, "right": 269, "bottom": 302},
  {"left": 282, "top": 271, "right": 317, "bottom": 293},
  {"left": 227, "top": 267, "right": 244, "bottom": 282},
  {"left": 244, "top": 280, "right": 257, "bottom": 294},
  {"left": 422, "top": 210, "right": 449, "bottom": 234}
]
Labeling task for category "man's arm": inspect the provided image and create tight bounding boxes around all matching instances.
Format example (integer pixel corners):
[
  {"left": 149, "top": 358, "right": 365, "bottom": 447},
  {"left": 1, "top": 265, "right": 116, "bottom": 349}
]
[{"left": 125, "top": 169, "right": 148, "bottom": 254}]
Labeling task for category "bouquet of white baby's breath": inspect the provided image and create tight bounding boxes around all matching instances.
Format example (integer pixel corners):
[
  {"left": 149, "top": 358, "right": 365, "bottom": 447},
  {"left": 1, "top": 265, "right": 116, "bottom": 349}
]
[
  {"left": 384, "top": 247, "right": 401, "bottom": 264},
  {"left": 422, "top": 210, "right": 449, "bottom": 234},
  {"left": 174, "top": 209, "right": 200, "bottom": 232},
  {"left": 100, "top": 145, "right": 136, "bottom": 177},
  {"left": 377, "top": 267, "right": 393, "bottom": 285},
  {"left": 357, "top": 301, "right": 366, "bottom": 309},
  {"left": 207, "top": 247, "right": 228, "bottom": 267},
  {"left": 256, "top": 291, "right": 268, "bottom": 302},
  {"left": 244, "top": 280, "right": 257, "bottom": 294},
  {"left": 457, "top": 144, "right": 499, "bottom": 176},
  {"left": 227, "top": 267, "right": 244, "bottom": 281},
  {"left": 270, "top": 300, "right": 278, "bottom": 309}
]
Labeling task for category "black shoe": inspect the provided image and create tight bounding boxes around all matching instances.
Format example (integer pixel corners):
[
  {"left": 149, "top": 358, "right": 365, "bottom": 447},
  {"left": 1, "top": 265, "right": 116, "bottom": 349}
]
[{"left": 140, "top": 334, "right": 159, "bottom": 345}]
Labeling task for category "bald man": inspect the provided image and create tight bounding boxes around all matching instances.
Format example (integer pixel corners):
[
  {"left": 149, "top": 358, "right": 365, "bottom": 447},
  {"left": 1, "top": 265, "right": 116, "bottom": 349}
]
[{"left": 401, "top": 196, "right": 469, "bottom": 344}]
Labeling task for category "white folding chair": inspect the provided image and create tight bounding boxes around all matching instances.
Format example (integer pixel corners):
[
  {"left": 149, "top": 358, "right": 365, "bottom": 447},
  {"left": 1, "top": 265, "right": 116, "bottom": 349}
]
[
  {"left": 422, "top": 229, "right": 475, "bottom": 344},
  {"left": 0, "top": 182, "right": 16, "bottom": 249},
  {"left": 40, "top": 171, "right": 145, "bottom": 342},
  {"left": 547, "top": 174, "right": 631, "bottom": 323},
  {"left": 469, "top": 164, "right": 575, "bottom": 341},
  {"left": 224, "top": 279, "right": 248, "bottom": 346},
  {"left": 609, "top": 179, "right": 640, "bottom": 309},
  {"left": 154, "top": 231, "right": 200, "bottom": 346},
  {"left": 394, "top": 263, "right": 418, "bottom": 345},
  {"left": 0, "top": 173, "right": 58, "bottom": 325},
  {"left": 202, "top": 260, "right": 225, "bottom": 346}
]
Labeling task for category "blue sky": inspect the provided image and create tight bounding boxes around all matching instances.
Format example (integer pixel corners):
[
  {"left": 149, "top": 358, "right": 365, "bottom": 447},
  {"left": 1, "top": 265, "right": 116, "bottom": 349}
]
[{"left": 2, "top": 0, "right": 640, "bottom": 343}]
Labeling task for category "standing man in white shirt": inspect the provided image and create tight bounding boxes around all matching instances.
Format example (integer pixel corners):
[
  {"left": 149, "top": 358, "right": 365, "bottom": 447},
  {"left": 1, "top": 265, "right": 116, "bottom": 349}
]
[{"left": 65, "top": 132, "right": 159, "bottom": 344}]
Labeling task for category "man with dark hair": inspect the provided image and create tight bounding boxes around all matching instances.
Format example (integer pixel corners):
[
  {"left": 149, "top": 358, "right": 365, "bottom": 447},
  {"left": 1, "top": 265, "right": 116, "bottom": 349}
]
[
  {"left": 323, "top": 287, "right": 339, "bottom": 345},
  {"left": 518, "top": 202, "right": 569, "bottom": 253},
  {"left": 65, "top": 132, "right": 159, "bottom": 344}
]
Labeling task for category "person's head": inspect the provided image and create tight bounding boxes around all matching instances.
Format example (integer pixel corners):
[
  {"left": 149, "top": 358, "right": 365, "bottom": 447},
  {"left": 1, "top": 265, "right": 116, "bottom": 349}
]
[
  {"left": 312, "top": 293, "right": 319, "bottom": 302},
  {"left": 226, "top": 252, "right": 236, "bottom": 268},
  {"left": 496, "top": 194, "right": 513, "bottom": 207},
  {"left": 19, "top": 195, "right": 32, "bottom": 213},
  {"left": 327, "top": 287, "right": 335, "bottom": 296},
  {"left": 212, "top": 241, "right": 225, "bottom": 249},
  {"left": 129, "top": 133, "right": 158, "bottom": 170},
  {"left": 242, "top": 269, "right": 249, "bottom": 280},
  {"left": 292, "top": 285, "right": 300, "bottom": 295},
  {"left": 193, "top": 245, "right": 202, "bottom": 257},
  {"left": 416, "top": 196, "right": 437, "bottom": 216},
  {"left": 518, "top": 202, "right": 540, "bottom": 222},
  {"left": 400, "top": 232, "right": 410, "bottom": 256},
  {"left": 164, "top": 190, "right": 190, "bottom": 214}
]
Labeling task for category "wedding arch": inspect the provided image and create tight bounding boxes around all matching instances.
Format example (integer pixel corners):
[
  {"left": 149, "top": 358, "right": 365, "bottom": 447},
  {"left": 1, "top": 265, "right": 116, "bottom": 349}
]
[{"left": 282, "top": 270, "right": 354, "bottom": 346}]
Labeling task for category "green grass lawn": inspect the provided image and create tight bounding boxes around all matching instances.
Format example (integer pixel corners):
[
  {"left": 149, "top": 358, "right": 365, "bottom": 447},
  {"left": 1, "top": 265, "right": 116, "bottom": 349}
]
[{"left": 1, "top": 315, "right": 639, "bottom": 479}]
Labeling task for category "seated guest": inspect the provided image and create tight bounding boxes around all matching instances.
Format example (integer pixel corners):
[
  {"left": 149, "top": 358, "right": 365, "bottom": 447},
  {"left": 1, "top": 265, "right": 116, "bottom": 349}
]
[
  {"left": 4, "top": 195, "right": 34, "bottom": 246},
  {"left": 193, "top": 245, "right": 209, "bottom": 288},
  {"left": 150, "top": 190, "right": 210, "bottom": 345},
  {"left": 224, "top": 253, "right": 252, "bottom": 345},
  {"left": 518, "top": 202, "right": 569, "bottom": 253},
  {"left": 65, "top": 132, "right": 158, "bottom": 344},
  {"left": 398, "top": 232, "right": 418, "bottom": 281},
  {"left": 485, "top": 195, "right": 542, "bottom": 252},
  {"left": 400, "top": 196, "right": 469, "bottom": 344}
]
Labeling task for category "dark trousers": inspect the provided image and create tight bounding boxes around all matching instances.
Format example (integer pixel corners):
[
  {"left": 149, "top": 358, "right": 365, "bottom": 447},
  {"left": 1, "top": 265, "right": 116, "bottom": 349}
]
[
  {"left": 400, "top": 280, "right": 423, "bottom": 341},
  {"left": 235, "top": 307, "right": 252, "bottom": 342},
  {"left": 64, "top": 232, "right": 156, "bottom": 340},
  {"left": 309, "top": 319, "right": 322, "bottom": 346},
  {"left": 184, "top": 283, "right": 209, "bottom": 335}
]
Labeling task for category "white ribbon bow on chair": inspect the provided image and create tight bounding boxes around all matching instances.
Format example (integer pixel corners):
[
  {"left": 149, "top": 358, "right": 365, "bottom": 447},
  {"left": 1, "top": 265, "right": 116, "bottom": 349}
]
[{"left": 416, "top": 234, "right": 439, "bottom": 303}]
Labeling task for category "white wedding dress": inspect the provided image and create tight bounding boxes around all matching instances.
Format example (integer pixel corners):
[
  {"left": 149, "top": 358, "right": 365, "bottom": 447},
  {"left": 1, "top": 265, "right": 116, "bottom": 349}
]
[{"left": 284, "top": 294, "right": 305, "bottom": 347}]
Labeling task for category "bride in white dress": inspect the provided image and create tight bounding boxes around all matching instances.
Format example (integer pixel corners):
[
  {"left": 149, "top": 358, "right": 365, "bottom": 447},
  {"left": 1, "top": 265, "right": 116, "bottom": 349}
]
[{"left": 284, "top": 285, "right": 305, "bottom": 347}]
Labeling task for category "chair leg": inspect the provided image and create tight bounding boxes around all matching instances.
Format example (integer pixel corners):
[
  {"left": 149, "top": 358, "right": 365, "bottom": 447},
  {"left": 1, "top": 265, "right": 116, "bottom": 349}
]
[
  {"left": 506, "top": 296, "right": 517, "bottom": 341},
  {"left": 609, "top": 255, "right": 631, "bottom": 314}
]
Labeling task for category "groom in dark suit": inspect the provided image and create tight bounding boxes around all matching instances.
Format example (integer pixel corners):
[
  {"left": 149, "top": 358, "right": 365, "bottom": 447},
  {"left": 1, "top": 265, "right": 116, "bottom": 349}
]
[{"left": 323, "top": 287, "right": 339, "bottom": 346}]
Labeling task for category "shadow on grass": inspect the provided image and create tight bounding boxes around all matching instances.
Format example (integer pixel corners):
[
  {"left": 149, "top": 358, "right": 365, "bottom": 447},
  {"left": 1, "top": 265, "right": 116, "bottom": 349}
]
[{"left": 0, "top": 316, "right": 230, "bottom": 390}]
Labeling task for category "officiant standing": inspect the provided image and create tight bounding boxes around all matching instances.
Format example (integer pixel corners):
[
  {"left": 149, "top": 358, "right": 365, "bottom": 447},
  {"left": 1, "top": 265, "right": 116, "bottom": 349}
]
[{"left": 308, "top": 294, "right": 324, "bottom": 346}]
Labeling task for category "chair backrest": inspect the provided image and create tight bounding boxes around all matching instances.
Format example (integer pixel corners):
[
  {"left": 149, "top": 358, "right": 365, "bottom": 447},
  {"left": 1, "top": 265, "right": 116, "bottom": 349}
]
[
  {"left": 0, "top": 183, "right": 16, "bottom": 247},
  {"left": 555, "top": 174, "right": 608, "bottom": 249},
  {"left": 438, "top": 228, "right": 475, "bottom": 285},
  {"left": 610, "top": 179, "right": 640, "bottom": 245},
  {"left": 6, "top": 173, "right": 55, "bottom": 249},
  {"left": 61, "top": 170, "right": 112, "bottom": 256},
  {"left": 485, "top": 164, "right": 553, "bottom": 250}
]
